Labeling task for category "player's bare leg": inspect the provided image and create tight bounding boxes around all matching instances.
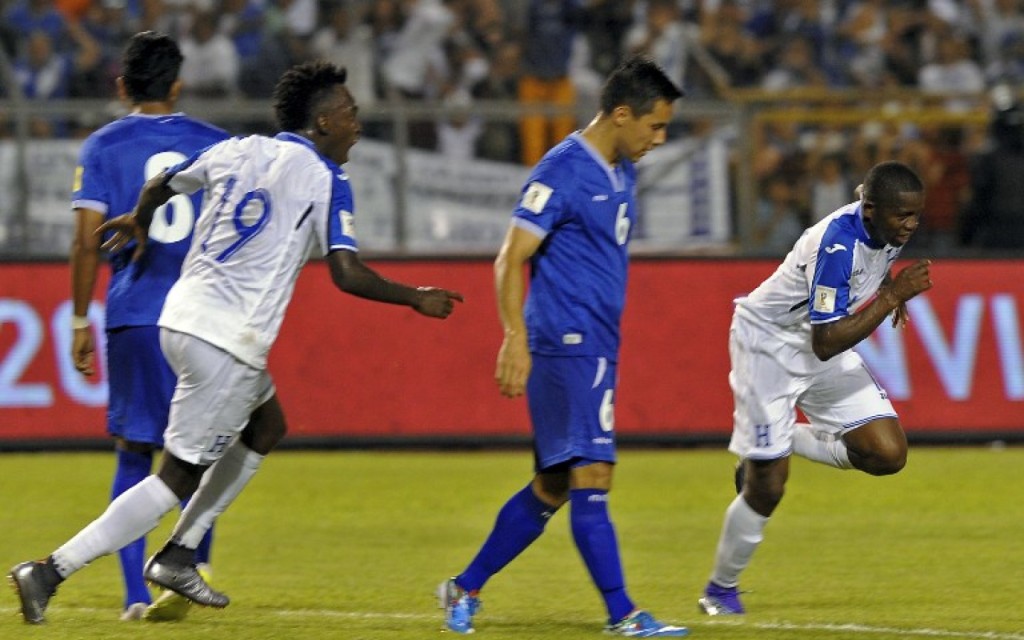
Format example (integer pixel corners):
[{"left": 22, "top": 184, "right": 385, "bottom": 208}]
[
  {"left": 700, "top": 457, "right": 788, "bottom": 616},
  {"left": 842, "top": 417, "right": 907, "bottom": 476}
]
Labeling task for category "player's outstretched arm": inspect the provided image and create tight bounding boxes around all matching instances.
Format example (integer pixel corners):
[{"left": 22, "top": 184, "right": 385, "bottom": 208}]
[
  {"left": 811, "top": 259, "right": 932, "bottom": 361},
  {"left": 326, "top": 250, "right": 463, "bottom": 319}
]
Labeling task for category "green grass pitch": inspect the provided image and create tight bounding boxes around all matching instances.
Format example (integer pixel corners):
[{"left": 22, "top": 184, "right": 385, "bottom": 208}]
[{"left": 1, "top": 447, "right": 1022, "bottom": 639}]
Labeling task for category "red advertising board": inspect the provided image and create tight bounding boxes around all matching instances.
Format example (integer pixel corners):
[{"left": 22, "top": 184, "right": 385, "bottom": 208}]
[{"left": 1, "top": 259, "right": 1022, "bottom": 443}]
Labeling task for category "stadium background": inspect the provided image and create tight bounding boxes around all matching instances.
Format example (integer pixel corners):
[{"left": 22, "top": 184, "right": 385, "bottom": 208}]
[{"left": 2, "top": 0, "right": 1024, "bottom": 447}]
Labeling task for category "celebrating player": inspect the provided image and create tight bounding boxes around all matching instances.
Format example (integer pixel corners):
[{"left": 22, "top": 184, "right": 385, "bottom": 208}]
[
  {"left": 69, "top": 31, "right": 228, "bottom": 622},
  {"left": 439, "top": 55, "right": 688, "bottom": 637},
  {"left": 10, "top": 60, "right": 463, "bottom": 624},
  {"left": 698, "top": 161, "right": 932, "bottom": 616}
]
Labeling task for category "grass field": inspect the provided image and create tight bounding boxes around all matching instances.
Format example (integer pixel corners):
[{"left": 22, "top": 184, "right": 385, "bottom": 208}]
[{"left": 0, "top": 447, "right": 1022, "bottom": 639}]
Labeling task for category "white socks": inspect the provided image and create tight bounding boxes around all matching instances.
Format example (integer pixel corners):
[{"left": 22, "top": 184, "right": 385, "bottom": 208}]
[
  {"left": 171, "top": 438, "right": 265, "bottom": 549},
  {"left": 791, "top": 422, "right": 853, "bottom": 469},
  {"left": 709, "top": 495, "right": 769, "bottom": 588},
  {"left": 51, "top": 475, "right": 179, "bottom": 578}
]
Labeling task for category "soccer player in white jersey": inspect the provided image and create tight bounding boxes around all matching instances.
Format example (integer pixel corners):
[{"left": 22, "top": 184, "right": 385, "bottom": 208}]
[
  {"left": 69, "top": 31, "right": 228, "bottom": 622},
  {"left": 439, "top": 56, "right": 688, "bottom": 637},
  {"left": 697, "top": 161, "right": 933, "bottom": 616},
  {"left": 9, "top": 61, "right": 463, "bottom": 624}
]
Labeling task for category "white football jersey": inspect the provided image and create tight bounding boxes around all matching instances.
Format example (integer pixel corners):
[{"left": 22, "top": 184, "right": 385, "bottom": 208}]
[
  {"left": 158, "top": 132, "right": 357, "bottom": 369},
  {"left": 735, "top": 202, "right": 901, "bottom": 352}
]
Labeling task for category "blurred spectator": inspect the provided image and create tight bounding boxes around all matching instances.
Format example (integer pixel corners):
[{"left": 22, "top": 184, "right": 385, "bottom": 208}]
[
  {"left": 13, "top": 25, "right": 100, "bottom": 136},
  {"left": 622, "top": 0, "right": 689, "bottom": 88},
  {"left": 753, "top": 174, "right": 807, "bottom": 255},
  {"left": 973, "top": 0, "right": 1024, "bottom": 68},
  {"left": 381, "top": 0, "right": 456, "bottom": 148},
  {"left": 3, "top": 0, "right": 67, "bottom": 44},
  {"left": 917, "top": 28, "right": 985, "bottom": 109},
  {"left": 962, "top": 97, "right": 1024, "bottom": 249},
  {"left": 473, "top": 38, "right": 520, "bottom": 161},
  {"left": 699, "top": 3, "right": 763, "bottom": 91},
  {"left": 809, "top": 153, "right": 850, "bottom": 223},
  {"left": 368, "top": 0, "right": 404, "bottom": 85},
  {"left": 761, "top": 35, "right": 828, "bottom": 90},
  {"left": 453, "top": 0, "right": 504, "bottom": 52},
  {"left": 985, "top": 31, "right": 1024, "bottom": 85},
  {"left": 912, "top": 126, "right": 970, "bottom": 252},
  {"left": 880, "top": 3, "right": 931, "bottom": 87},
  {"left": 72, "top": 0, "right": 135, "bottom": 98},
  {"left": 436, "top": 88, "right": 482, "bottom": 160},
  {"left": 264, "top": 0, "right": 318, "bottom": 38},
  {"left": 581, "top": 0, "right": 633, "bottom": 75},
  {"left": 518, "top": 0, "right": 583, "bottom": 166},
  {"left": 313, "top": 3, "right": 378, "bottom": 105},
  {"left": 238, "top": 29, "right": 312, "bottom": 99},
  {"left": 55, "top": 0, "right": 91, "bottom": 22},
  {"left": 179, "top": 10, "right": 240, "bottom": 97},
  {"left": 219, "top": 0, "right": 266, "bottom": 63},
  {"left": 382, "top": 0, "right": 454, "bottom": 99}
]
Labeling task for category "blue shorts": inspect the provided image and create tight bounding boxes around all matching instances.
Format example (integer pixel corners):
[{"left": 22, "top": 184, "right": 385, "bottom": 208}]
[
  {"left": 106, "top": 326, "right": 175, "bottom": 446},
  {"left": 527, "top": 354, "right": 618, "bottom": 471}
]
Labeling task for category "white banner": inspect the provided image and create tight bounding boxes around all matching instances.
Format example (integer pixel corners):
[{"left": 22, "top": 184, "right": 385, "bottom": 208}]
[{"left": 0, "top": 133, "right": 731, "bottom": 255}]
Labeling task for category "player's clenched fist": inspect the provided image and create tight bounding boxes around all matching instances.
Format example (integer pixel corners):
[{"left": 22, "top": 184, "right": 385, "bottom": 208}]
[{"left": 890, "top": 259, "right": 933, "bottom": 301}]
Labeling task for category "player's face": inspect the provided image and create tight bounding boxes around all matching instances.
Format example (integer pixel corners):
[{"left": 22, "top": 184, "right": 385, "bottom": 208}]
[
  {"left": 864, "top": 190, "right": 925, "bottom": 247},
  {"left": 618, "top": 98, "right": 674, "bottom": 162},
  {"left": 320, "top": 86, "right": 361, "bottom": 165}
]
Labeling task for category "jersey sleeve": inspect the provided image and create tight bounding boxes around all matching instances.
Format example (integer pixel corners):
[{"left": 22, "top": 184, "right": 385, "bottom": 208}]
[
  {"left": 510, "top": 161, "right": 571, "bottom": 239},
  {"left": 71, "top": 134, "right": 110, "bottom": 214},
  {"left": 808, "top": 233, "right": 855, "bottom": 324},
  {"left": 321, "top": 170, "right": 359, "bottom": 254},
  {"left": 165, "top": 139, "right": 228, "bottom": 195},
  {"left": 165, "top": 150, "right": 208, "bottom": 195}
]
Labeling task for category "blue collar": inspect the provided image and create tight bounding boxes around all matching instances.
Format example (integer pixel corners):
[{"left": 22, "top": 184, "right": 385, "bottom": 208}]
[{"left": 275, "top": 131, "right": 343, "bottom": 172}]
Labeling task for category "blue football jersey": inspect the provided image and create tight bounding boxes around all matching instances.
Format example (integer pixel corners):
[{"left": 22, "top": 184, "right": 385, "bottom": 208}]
[
  {"left": 512, "top": 133, "right": 638, "bottom": 361},
  {"left": 71, "top": 113, "right": 229, "bottom": 329}
]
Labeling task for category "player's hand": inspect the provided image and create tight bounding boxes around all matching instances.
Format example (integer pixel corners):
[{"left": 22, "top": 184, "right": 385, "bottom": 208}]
[
  {"left": 495, "top": 332, "right": 530, "bottom": 397},
  {"left": 884, "top": 259, "right": 932, "bottom": 306},
  {"left": 412, "top": 287, "right": 464, "bottom": 318},
  {"left": 72, "top": 327, "right": 95, "bottom": 376},
  {"left": 97, "top": 213, "right": 148, "bottom": 261}
]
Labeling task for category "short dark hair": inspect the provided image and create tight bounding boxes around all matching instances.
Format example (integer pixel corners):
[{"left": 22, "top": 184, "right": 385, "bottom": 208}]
[
  {"left": 272, "top": 61, "right": 348, "bottom": 132},
  {"left": 863, "top": 161, "right": 924, "bottom": 208},
  {"left": 599, "top": 55, "right": 683, "bottom": 117},
  {"left": 121, "top": 31, "right": 183, "bottom": 103}
]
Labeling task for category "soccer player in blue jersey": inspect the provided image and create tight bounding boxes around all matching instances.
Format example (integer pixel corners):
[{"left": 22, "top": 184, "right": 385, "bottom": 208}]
[
  {"left": 439, "top": 56, "right": 687, "bottom": 637},
  {"left": 68, "top": 31, "right": 229, "bottom": 622},
  {"left": 10, "top": 60, "right": 463, "bottom": 625},
  {"left": 697, "top": 161, "right": 933, "bottom": 616}
]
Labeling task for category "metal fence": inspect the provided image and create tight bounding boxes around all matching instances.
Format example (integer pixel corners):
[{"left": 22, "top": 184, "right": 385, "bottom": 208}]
[{"left": 1, "top": 83, "right": 1016, "bottom": 259}]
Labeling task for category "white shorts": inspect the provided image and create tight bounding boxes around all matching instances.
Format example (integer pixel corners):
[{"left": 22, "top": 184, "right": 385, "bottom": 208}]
[
  {"left": 727, "top": 312, "right": 897, "bottom": 461},
  {"left": 160, "top": 329, "right": 275, "bottom": 466}
]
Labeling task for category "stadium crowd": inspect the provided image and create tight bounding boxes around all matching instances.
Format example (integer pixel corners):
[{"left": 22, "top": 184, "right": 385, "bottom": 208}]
[{"left": 2, "top": 0, "right": 1023, "bottom": 251}]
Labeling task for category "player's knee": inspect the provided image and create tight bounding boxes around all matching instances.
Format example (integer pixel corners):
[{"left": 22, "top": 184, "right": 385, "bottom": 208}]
[
  {"left": 743, "top": 480, "right": 784, "bottom": 516},
  {"left": 869, "top": 444, "right": 907, "bottom": 476}
]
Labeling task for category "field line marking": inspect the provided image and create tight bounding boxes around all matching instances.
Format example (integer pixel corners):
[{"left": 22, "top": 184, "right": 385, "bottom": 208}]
[
  {"left": 2, "top": 605, "right": 1021, "bottom": 639},
  {"left": 706, "top": 619, "right": 1024, "bottom": 640}
]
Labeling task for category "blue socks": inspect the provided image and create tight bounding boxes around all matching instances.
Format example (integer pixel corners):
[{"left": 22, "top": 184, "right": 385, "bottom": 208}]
[
  {"left": 111, "top": 448, "right": 153, "bottom": 607},
  {"left": 457, "top": 485, "right": 558, "bottom": 592},
  {"left": 570, "top": 488, "right": 634, "bottom": 623}
]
